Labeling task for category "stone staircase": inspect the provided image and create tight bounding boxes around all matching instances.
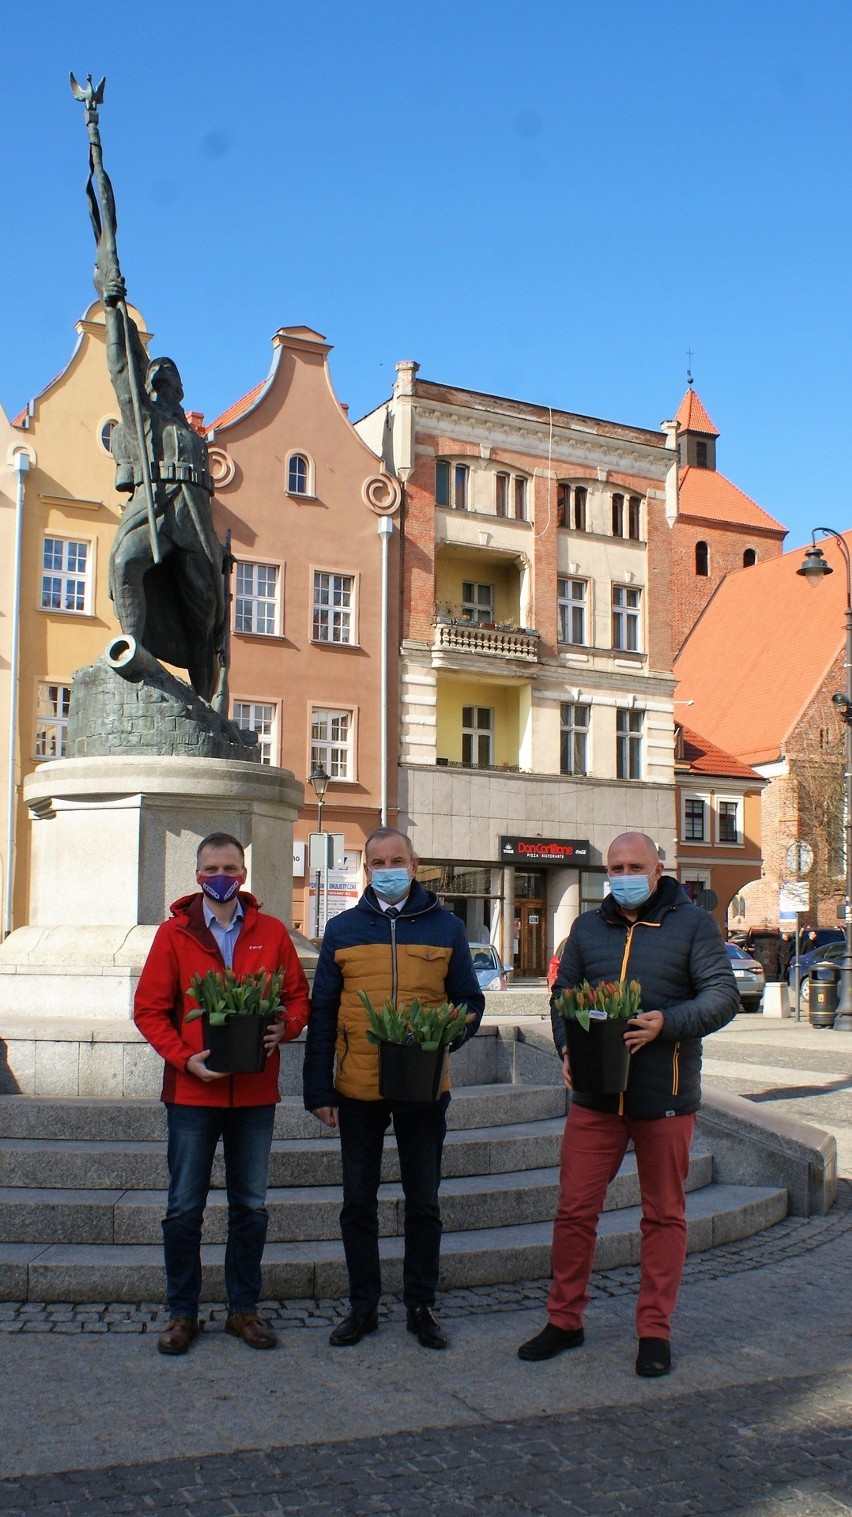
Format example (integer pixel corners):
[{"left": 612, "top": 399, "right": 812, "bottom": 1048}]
[{"left": 0, "top": 1026, "right": 799, "bottom": 1303}]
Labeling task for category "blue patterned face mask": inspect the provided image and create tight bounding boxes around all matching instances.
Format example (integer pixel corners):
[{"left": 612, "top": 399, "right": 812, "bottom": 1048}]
[
  {"left": 608, "top": 875, "right": 653, "bottom": 909},
  {"left": 370, "top": 868, "right": 411, "bottom": 903}
]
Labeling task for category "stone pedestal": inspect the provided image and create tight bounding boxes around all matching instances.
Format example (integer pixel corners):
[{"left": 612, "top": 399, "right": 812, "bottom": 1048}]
[{"left": 0, "top": 755, "right": 309, "bottom": 1093}]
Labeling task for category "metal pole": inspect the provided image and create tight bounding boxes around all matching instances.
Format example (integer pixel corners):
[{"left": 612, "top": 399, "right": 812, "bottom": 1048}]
[
  {"left": 4, "top": 452, "right": 29, "bottom": 938},
  {"left": 377, "top": 516, "right": 393, "bottom": 826},
  {"left": 834, "top": 589, "right": 852, "bottom": 1028}
]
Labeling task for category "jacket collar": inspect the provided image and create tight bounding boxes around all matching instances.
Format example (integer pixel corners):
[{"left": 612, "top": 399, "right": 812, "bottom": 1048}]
[
  {"left": 360, "top": 879, "right": 439, "bottom": 919},
  {"left": 169, "top": 890, "right": 259, "bottom": 948}
]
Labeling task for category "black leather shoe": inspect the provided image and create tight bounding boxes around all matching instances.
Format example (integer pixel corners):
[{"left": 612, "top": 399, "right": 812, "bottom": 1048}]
[
  {"left": 517, "top": 1322, "right": 585, "bottom": 1361},
  {"left": 329, "top": 1305, "right": 379, "bottom": 1347},
  {"left": 406, "top": 1306, "right": 448, "bottom": 1350},
  {"left": 636, "top": 1337, "right": 671, "bottom": 1377}
]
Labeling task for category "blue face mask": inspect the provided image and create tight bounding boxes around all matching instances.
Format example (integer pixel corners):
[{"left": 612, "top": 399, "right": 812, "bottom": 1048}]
[
  {"left": 370, "top": 868, "right": 411, "bottom": 903},
  {"left": 608, "top": 874, "right": 654, "bottom": 909}
]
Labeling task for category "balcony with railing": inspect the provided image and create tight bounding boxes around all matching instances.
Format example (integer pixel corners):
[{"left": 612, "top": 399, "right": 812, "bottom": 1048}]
[{"left": 432, "top": 617, "right": 540, "bottom": 665}]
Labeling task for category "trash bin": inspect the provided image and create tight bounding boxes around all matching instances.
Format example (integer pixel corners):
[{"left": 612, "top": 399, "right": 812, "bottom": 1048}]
[{"left": 810, "top": 962, "right": 839, "bottom": 1027}]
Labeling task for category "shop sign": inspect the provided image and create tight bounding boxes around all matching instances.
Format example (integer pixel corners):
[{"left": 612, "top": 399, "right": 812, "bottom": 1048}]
[{"left": 499, "top": 836, "right": 591, "bottom": 866}]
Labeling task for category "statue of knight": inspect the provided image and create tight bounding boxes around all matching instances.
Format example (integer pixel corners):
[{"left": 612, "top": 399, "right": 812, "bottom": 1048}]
[{"left": 71, "top": 74, "right": 231, "bottom": 711}]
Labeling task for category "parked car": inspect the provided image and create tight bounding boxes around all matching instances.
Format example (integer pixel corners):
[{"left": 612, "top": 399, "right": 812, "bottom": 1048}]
[
  {"left": 546, "top": 938, "right": 567, "bottom": 989},
  {"left": 469, "top": 943, "right": 510, "bottom": 991},
  {"left": 794, "top": 930, "right": 845, "bottom": 979},
  {"left": 725, "top": 942, "right": 766, "bottom": 1012},
  {"left": 792, "top": 938, "right": 847, "bottom": 1014}
]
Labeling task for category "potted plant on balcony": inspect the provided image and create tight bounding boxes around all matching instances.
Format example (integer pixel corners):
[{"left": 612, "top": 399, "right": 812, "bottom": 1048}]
[
  {"left": 185, "top": 967, "right": 286, "bottom": 1074},
  {"left": 553, "top": 978, "right": 641, "bottom": 1095},
  {"left": 358, "top": 991, "right": 475, "bottom": 1102}
]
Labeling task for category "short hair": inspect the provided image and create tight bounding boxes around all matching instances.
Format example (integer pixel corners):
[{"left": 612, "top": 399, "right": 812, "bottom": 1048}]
[
  {"left": 196, "top": 832, "right": 245, "bottom": 865},
  {"left": 364, "top": 827, "right": 414, "bottom": 864}
]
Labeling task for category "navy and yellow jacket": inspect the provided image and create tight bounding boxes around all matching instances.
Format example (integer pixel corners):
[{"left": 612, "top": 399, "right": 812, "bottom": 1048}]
[
  {"left": 550, "top": 876, "right": 739, "bottom": 1119},
  {"left": 303, "top": 881, "right": 485, "bottom": 1107}
]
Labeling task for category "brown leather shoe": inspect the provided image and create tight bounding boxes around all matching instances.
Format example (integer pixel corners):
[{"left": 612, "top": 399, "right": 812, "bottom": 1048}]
[
  {"left": 225, "top": 1312, "right": 278, "bottom": 1349},
  {"left": 157, "top": 1317, "right": 200, "bottom": 1355}
]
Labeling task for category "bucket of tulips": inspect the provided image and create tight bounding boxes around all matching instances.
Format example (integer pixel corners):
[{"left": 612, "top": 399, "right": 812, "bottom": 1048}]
[
  {"left": 552, "top": 979, "right": 642, "bottom": 1095},
  {"left": 358, "top": 992, "right": 474, "bottom": 1102},
  {"left": 185, "top": 967, "right": 286, "bottom": 1074}
]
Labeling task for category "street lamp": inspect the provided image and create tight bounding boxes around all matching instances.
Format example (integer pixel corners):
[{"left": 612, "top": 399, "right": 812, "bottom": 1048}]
[
  {"left": 308, "top": 764, "right": 330, "bottom": 936},
  {"left": 797, "top": 529, "right": 852, "bottom": 1030}
]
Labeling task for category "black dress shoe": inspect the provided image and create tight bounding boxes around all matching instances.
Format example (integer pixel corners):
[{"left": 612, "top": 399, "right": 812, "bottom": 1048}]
[
  {"left": 636, "top": 1336, "right": 671, "bottom": 1377},
  {"left": 329, "top": 1305, "right": 379, "bottom": 1347},
  {"left": 406, "top": 1306, "right": 448, "bottom": 1350},
  {"left": 517, "top": 1322, "right": 585, "bottom": 1361}
]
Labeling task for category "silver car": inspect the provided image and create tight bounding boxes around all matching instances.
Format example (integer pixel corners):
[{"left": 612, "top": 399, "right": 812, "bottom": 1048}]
[{"left": 725, "top": 942, "right": 765, "bottom": 1012}]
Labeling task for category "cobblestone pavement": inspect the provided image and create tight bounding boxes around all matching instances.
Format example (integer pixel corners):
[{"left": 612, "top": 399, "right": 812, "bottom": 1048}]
[{"left": 1, "top": 1372, "right": 851, "bottom": 1517}]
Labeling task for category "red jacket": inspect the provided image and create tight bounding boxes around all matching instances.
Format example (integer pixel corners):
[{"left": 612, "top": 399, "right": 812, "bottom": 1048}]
[{"left": 134, "top": 891, "right": 310, "bottom": 1107}]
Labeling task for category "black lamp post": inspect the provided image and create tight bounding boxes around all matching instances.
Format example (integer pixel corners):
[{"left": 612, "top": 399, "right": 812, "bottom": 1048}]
[
  {"left": 796, "top": 530, "right": 852, "bottom": 1030},
  {"left": 308, "top": 763, "right": 330, "bottom": 935}
]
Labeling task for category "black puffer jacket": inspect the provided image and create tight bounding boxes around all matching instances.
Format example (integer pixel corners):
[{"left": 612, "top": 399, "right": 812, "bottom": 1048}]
[{"left": 550, "top": 876, "right": 739, "bottom": 1118}]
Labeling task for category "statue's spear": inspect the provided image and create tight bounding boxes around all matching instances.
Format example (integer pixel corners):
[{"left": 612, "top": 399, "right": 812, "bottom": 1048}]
[{"left": 70, "top": 73, "right": 161, "bottom": 564}]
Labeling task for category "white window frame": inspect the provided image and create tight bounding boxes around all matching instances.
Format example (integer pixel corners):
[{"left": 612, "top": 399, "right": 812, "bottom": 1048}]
[
  {"left": 716, "top": 795, "right": 743, "bottom": 847},
  {"left": 312, "top": 570, "right": 357, "bottom": 645},
  {"left": 233, "top": 700, "right": 278, "bottom": 766},
  {"left": 34, "top": 681, "right": 72, "bottom": 760},
  {"left": 311, "top": 706, "right": 355, "bottom": 780},
  {"left": 97, "top": 416, "right": 119, "bottom": 456},
  {"left": 616, "top": 708, "right": 643, "bottom": 780},
  {"left": 612, "top": 585, "right": 642, "bottom": 652},
  {"left": 560, "top": 702, "right": 590, "bottom": 777},
  {"left": 436, "top": 459, "right": 469, "bottom": 510},
  {"left": 233, "top": 559, "right": 282, "bottom": 637},
  {"left": 461, "top": 705, "right": 494, "bottom": 768},
  {"left": 40, "top": 534, "right": 94, "bottom": 616},
  {"left": 557, "top": 578, "right": 587, "bottom": 645},
  {"left": 286, "top": 451, "right": 314, "bottom": 497},
  {"left": 682, "top": 792, "right": 709, "bottom": 843}
]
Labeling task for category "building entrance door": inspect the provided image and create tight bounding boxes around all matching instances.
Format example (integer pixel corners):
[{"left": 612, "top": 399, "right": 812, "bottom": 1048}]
[{"left": 515, "top": 900, "right": 546, "bottom": 978}]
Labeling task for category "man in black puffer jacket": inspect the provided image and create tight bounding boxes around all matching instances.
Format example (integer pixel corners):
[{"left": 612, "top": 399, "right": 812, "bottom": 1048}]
[{"left": 518, "top": 832, "right": 738, "bottom": 1378}]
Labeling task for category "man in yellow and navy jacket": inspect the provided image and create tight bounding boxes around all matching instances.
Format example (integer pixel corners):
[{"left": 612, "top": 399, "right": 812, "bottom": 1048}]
[
  {"left": 303, "top": 827, "right": 484, "bottom": 1350},
  {"left": 518, "top": 831, "right": 738, "bottom": 1379}
]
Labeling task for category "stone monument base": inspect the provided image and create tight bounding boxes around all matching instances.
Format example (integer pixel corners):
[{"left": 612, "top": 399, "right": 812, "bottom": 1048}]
[{"left": 0, "top": 754, "right": 311, "bottom": 1092}]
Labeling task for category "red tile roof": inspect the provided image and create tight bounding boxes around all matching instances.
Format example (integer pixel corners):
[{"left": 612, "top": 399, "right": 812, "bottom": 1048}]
[
  {"left": 679, "top": 727, "right": 761, "bottom": 780},
  {"left": 679, "top": 465, "right": 786, "bottom": 534},
  {"left": 674, "top": 388, "right": 719, "bottom": 437},
  {"left": 207, "top": 379, "right": 266, "bottom": 434},
  {"left": 675, "top": 534, "right": 852, "bottom": 765}
]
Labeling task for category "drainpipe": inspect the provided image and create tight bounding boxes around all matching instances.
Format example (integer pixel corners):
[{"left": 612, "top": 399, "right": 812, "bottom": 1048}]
[
  {"left": 377, "top": 515, "right": 394, "bottom": 825},
  {"left": 5, "top": 450, "right": 30, "bottom": 938}
]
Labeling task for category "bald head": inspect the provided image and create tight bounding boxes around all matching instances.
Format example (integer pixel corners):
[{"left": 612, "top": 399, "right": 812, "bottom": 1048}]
[{"left": 607, "top": 832, "right": 660, "bottom": 872}]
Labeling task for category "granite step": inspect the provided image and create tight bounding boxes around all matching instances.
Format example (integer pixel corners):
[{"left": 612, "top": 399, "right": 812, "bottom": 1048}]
[
  {"left": 0, "top": 1116, "right": 572, "bottom": 1192},
  {"left": 0, "top": 1152, "right": 717, "bottom": 1247},
  {"left": 0, "top": 1182, "right": 789, "bottom": 1302},
  {"left": 0, "top": 1085, "right": 568, "bottom": 1142}
]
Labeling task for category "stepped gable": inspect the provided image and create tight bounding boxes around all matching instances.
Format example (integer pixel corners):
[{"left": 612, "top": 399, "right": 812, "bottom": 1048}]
[{"left": 675, "top": 533, "right": 852, "bottom": 766}]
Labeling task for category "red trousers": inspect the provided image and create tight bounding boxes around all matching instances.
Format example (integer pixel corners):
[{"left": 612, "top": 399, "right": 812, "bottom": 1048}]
[{"left": 547, "top": 1103, "right": 696, "bottom": 1339}]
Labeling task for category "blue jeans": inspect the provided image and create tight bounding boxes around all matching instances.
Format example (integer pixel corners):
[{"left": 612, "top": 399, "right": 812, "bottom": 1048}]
[
  {"left": 337, "top": 1093, "right": 449, "bottom": 1311},
  {"left": 162, "top": 1103, "right": 275, "bottom": 1317}
]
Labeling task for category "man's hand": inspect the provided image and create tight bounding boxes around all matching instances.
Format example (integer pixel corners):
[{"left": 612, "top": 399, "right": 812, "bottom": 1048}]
[
  {"left": 312, "top": 1106, "right": 339, "bottom": 1128},
  {"left": 102, "top": 274, "right": 127, "bottom": 308},
  {"left": 263, "top": 1020, "right": 287, "bottom": 1054},
  {"left": 561, "top": 1050, "right": 573, "bottom": 1092},
  {"left": 623, "top": 1011, "right": 664, "bottom": 1052},
  {"left": 186, "top": 1050, "right": 227, "bottom": 1083}
]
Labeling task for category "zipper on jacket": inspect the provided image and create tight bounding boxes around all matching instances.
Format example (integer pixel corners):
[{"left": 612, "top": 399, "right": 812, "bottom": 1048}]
[
  {"left": 672, "top": 1042, "right": 680, "bottom": 1096},
  {"left": 389, "top": 913, "right": 398, "bottom": 1003}
]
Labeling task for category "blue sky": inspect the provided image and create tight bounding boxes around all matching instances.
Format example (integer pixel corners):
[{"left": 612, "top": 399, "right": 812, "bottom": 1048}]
[{"left": 3, "top": 0, "right": 850, "bottom": 550}]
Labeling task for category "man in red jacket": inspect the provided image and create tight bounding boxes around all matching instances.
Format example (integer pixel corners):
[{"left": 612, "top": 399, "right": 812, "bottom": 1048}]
[{"left": 134, "top": 831, "right": 310, "bottom": 1355}]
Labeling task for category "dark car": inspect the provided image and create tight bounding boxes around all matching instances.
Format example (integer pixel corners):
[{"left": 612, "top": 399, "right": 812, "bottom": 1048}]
[
  {"left": 725, "top": 942, "right": 766, "bottom": 1012},
  {"left": 795, "top": 930, "right": 845, "bottom": 978}
]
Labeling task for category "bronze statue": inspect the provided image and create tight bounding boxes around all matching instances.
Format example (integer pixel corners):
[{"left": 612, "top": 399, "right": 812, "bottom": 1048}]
[{"left": 71, "top": 74, "right": 228, "bottom": 709}]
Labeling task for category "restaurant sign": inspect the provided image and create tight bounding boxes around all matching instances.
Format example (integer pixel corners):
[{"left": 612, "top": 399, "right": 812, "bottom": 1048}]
[{"left": 499, "top": 836, "right": 592, "bottom": 866}]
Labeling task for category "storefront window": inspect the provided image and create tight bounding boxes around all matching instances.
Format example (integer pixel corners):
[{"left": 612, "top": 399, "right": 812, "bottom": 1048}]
[
  {"left": 580, "top": 871, "right": 608, "bottom": 911},
  {"left": 418, "top": 863, "right": 497, "bottom": 940}
]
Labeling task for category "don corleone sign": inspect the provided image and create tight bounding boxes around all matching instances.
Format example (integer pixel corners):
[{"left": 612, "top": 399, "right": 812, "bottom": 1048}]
[{"left": 499, "top": 836, "right": 592, "bottom": 866}]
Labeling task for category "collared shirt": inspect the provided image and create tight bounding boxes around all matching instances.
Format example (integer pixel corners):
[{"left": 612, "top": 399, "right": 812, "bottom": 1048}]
[
  {"left": 203, "top": 897, "right": 244, "bottom": 969},
  {"left": 376, "top": 892, "right": 411, "bottom": 915}
]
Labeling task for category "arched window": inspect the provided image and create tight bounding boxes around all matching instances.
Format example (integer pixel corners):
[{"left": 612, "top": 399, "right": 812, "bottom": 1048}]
[
  {"left": 99, "top": 418, "right": 119, "bottom": 455},
  {"left": 695, "top": 541, "right": 710, "bottom": 577},
  {"left": 288, "top": 453, "right": 309, "bottom": 494},
  {"left": 743, "top": 548, "right": 757, "bottom": 567}
]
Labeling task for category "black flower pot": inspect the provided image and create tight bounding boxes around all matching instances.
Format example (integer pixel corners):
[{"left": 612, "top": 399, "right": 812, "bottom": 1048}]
[
  {"left": 563, "top": 1018, "right": 630, "bottom": 1095},
  {"left": 202, "top": 1014, "right": 269, "bottom": 1075},
  {"left": 379, "top": 1042, "right": 449, "bottom": 1103}
]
